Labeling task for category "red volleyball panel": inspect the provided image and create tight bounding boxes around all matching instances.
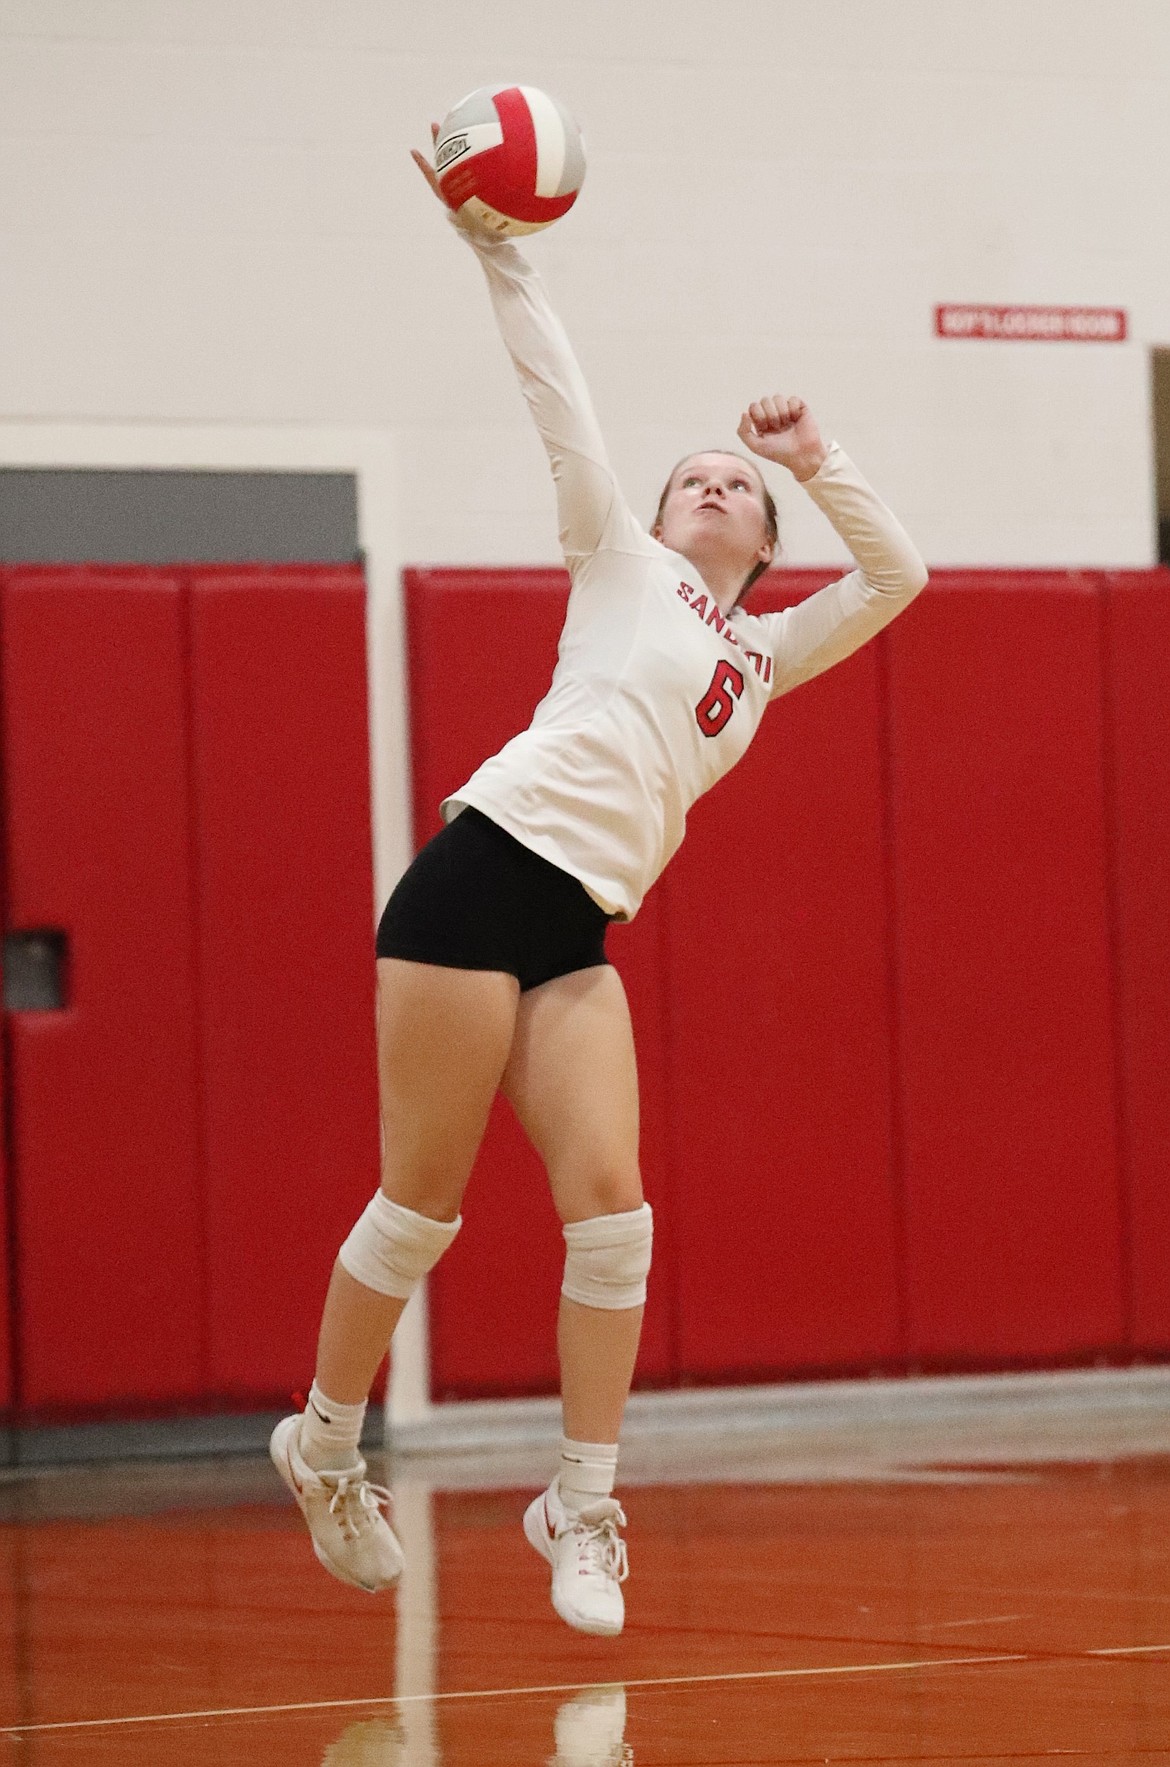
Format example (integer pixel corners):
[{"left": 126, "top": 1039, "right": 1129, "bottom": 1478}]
[
  {"left": 405, "top": 570, "right": 675, "bottom": 1397},
  {"left": 1102, "top": 570, "right": 1170, "bottom": 1351},
  {"left": 1, "top": 568, "right": 204, "bottom": 1411},
  {"left": 888, "top": 573, "right": 1124, "bottom": 1365},
  {"left": 666, "top": 572, "right": 904, "bottom": 1381},
  {"left": 189, "top": 568, "right": 380, "bottom": 1403},
  {"left": 488, "top": 87, "right": 538, "bottom": 195}
]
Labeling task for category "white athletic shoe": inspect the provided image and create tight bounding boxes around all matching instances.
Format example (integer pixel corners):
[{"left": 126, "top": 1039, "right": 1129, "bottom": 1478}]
[
  {"left": 269, "top": 1413, "right": 404, "bottom": 1593},
  {"left": 524, "top": 1477, "right": 629, "bottom": 1637},
  {"left": 552, "top": 1683, "right": 631, "bottom": 1766}
]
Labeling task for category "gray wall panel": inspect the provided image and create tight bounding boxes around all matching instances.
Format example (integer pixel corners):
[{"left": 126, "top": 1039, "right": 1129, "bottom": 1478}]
[{"left": 0, "top": 469, "right": 359, "bottom": 563}]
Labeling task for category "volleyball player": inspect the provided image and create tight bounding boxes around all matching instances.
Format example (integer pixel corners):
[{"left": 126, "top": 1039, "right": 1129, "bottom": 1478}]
[{"left": 269, "top": 134, "right": 928, "bottom": 1638}]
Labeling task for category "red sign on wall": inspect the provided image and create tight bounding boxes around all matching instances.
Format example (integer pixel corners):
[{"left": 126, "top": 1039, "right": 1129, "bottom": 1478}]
[{"left": 936, "top": 304, "right": 1127, "bottom": 342}]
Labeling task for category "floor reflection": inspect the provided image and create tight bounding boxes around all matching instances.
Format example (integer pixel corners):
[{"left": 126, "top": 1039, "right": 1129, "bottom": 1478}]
[
  {"left": 550, "top": 1684, "right": 630, "bottom": 1767},
  {"left": 320, "top": 1684, "right": 632, "bottom": 1767},
  {"left": 1, "top": 1441, "right": 1169, "bottom": 1764},
  {"left": 322, "top": 1718, "right": 407, "bottom": 1765}
]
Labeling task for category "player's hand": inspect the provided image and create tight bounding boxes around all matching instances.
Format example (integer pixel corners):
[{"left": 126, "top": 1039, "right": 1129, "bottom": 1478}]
[
  {"left": 737, "top": 396, "right": 828, "bottom": 482},
  {"left": 409, "top": 123, "right": 446, "bottom": 200},
  {"left": 411, "top": 124, "right": 497, "bottom": 242}
]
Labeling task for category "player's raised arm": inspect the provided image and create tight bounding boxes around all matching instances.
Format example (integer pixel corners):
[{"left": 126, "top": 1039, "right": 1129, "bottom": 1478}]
[
  {"left": 412, "top": 134, "right": 637, "bottom": 569},
  {"left": 737, "top": 397, "right": 928, "bottom": 694}
]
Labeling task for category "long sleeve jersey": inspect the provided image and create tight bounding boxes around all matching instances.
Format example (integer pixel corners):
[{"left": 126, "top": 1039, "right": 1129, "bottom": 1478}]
[{"left": 442, "top": 229, "right": 929, "bottom": 921}]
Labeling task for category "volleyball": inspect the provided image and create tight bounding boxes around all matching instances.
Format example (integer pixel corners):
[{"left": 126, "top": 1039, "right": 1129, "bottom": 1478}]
[{"left": 434, "top": 85, "right": 585, "bottom": 237}]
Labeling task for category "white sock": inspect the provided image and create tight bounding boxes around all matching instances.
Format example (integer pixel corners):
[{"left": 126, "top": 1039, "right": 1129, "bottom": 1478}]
[
  {"left": 558, "top": 1437, "right": 618, "bottom": 1515},
  {"left": 297, "top": 1381, "right": 367, "bottom": 1472}
]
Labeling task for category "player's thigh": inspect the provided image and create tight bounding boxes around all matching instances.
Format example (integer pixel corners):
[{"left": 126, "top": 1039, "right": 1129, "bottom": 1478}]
[
  {"left": 500, "top": 963, "right": 641, "bottom": 1224},
  {"left": 376, "top": 957, "right": 520, "bottom": 1218}
]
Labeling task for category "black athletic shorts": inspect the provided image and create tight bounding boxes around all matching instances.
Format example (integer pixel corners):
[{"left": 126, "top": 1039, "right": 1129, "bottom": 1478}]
[{"left": 375, "top": 806, "right": 612, "bottom": 992}]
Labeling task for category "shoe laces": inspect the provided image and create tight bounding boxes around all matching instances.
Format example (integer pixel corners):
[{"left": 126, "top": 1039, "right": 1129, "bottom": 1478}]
[
  {"left": 573, "top": 1501, "right": 629, "bottom": 1584},
  {"left": 326, "top": 1474, "right": 392, "bottom": 1543}
]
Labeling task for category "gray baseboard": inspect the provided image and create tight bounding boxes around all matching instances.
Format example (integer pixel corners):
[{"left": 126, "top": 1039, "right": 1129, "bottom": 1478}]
[
  {"left": 387, "top": 1365, "right": 1170, "bottom": 1455},
  {"left": 0, "top": 1409, "right": 382, "bottom": 1470},
  {"left": 3, "top": 1365, "right": 1168, "bottom": 1472}
]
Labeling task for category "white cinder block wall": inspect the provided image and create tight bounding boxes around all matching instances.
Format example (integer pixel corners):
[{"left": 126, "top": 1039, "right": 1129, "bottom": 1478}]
[{"left": 1, "top": 0, "right": 1168, "bottom": 571}]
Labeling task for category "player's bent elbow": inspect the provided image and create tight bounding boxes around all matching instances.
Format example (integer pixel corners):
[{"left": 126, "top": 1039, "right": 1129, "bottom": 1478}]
[{"left": 888, "top": 550, "right": 929, "bottom": 600}]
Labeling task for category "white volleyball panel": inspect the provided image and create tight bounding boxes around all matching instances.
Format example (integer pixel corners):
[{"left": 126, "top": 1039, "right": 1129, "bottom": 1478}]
[
  {"left": 521, "top": 85, "right": 567, "bottom": 198},
  {"left": 520, "top": 84, "right": 585, "bottom": 199}
]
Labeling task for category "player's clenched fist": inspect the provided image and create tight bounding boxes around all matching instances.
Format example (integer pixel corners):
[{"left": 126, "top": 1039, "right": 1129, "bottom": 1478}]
[{"left": 737, "top": 396, "right": 828, "bottom": 482}]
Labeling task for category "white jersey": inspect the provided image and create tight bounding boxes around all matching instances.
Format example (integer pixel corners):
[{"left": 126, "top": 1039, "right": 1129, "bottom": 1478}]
[{"left": 442, "top": 230, "right": 929, "bottom": 921}]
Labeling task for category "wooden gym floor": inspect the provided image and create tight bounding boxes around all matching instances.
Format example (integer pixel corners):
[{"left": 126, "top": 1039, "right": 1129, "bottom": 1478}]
[{"left": 2, "top": 1382, "right": 1169, "bottom": 1765}]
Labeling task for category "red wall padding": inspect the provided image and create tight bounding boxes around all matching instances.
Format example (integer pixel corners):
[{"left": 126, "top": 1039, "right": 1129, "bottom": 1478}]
[
  {"left": 2, "top": 560, "right": 1162, "bottom": 1414},
  {"left": 887, "top": 573, "right": 1124, "bottom": 1365},
  {"left": 406, "top": 571, "right": 676, "bottom": 1396},
  {"left": 188, "top": 568, "right": 379, "bottom": 1402},
  {"left": 605, "top": 897, "right": 676, "bottom": 1386},
  {"left": 408, "top": 572, "right": 578, "bottom": 1395},
  {"left": 1103, "top": 570, "right": 1170, "bottom": 1352},
  {"left": 664, "top": 576, "right": 904, "bottom": 1380},
  {"left": 0, "top": 582, "right": 12, "bottom": 1413},
  {"left": 408, "top": 565, "right": 1168, "bottom": 1395},
  {"left": 0, "top": 996, "right": 9, "bottom": 1412},
  {"left": 1, "top": 569, "right": 205, "bottom": 1411},
  {"left": 0, "top": 564, "right": 379, "bottom": 1420}
]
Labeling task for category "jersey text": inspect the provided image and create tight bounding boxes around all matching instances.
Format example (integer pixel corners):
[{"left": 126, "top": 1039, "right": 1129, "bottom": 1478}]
[{"left": 678, "top": 583, "right": 773, "bottom": 683}]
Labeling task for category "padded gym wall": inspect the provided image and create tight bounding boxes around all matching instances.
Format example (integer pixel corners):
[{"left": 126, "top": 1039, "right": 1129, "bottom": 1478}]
[
  {"left": 0, "top": 568, "right": 205, "bottom": 1412},
  {"left": 0, "top": 616, "right": 11, "bottom": 1413},
  {"left": 0, "top": 562, "right": 380, "bottom": 1421},
  {"left": 0, "top": 1011, "right": 9, "bottom": 1413},
  {"left": 1103, "top": 569, "right": 1170, "bottom": 1352},
  {"left": 406, "top": 570, "right": 676, "bottom": 1397},
  {"left": 407, "top": 566, "right": 1167, "bottom": 1395},
  {"left": 187, "top": 566, "right": 379, "bottom": 1403},
  {"left": 885, "top": 572, "right": 1124, "bottom": 1366},
  {"left": 663, "top": 575, "right": 903, "bottom": 1381}
]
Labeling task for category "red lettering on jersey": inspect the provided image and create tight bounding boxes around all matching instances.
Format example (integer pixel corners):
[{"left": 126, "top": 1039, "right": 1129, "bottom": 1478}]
[
  {"left": 679, "top": 582, "right": 744, "bottom": 650},
  {"left": 695, "top": 659, "right": 745, "bottom": 737}
]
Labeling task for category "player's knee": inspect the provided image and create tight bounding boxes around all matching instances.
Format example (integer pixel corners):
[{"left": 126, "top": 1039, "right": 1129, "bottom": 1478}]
[
  {"left": 338, "top": 1189, "right": 461, "bottom": 1299},
  {"left": 561, "top": 1202, "right": 653, "bottom": 1310},
  {"left": 560, "top": 1162, "right": 643, "bottom": 1222},
  {"left": 378, "top": 1150, "right": 468, "bottom": 1226}
]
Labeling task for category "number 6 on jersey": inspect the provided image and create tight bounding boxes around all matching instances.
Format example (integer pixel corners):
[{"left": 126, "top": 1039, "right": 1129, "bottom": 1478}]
[{"left": 694, "top": 659, "right": 745, "bottom": 737}]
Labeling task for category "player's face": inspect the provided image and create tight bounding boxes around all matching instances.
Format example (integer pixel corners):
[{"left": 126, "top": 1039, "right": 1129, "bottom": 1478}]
[{"left": 654, "top": 453, "right": 773, "bottom": 577}]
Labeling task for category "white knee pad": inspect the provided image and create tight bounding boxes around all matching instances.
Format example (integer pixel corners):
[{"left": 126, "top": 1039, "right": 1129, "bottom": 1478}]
[
  {"left": 338, "top": 1190, "right": 461, "bottom": 1300},
  {"left": 561, "top": 1203, "right": 653, "bottom": 1310}
]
